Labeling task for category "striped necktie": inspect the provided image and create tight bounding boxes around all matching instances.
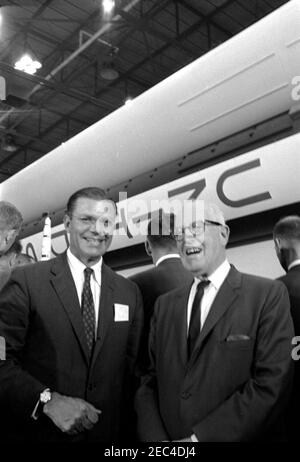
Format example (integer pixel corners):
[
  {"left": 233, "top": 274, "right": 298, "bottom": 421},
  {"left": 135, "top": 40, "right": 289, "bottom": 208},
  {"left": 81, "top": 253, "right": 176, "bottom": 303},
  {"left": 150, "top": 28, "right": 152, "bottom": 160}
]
[{"left": 81, "top": 267, "right": 96, "bottom": 354}]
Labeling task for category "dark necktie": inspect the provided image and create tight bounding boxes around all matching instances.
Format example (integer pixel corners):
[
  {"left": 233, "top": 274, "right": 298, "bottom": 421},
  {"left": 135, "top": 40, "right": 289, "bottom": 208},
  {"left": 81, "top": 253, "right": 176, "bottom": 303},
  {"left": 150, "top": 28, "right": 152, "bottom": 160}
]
[
  {"left": 81, "top": 267, "right": 96, "bottom": 354},
  {"left": 187, "top": 280, "right": 210, "bottom": 359}
]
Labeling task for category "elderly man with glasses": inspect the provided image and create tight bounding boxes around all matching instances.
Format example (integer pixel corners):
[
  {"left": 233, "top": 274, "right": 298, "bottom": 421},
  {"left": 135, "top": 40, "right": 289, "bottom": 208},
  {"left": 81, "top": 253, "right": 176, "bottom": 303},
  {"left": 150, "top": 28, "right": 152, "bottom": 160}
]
[{"left": 135, "top": 201, "right": 294, "bottom": 442}]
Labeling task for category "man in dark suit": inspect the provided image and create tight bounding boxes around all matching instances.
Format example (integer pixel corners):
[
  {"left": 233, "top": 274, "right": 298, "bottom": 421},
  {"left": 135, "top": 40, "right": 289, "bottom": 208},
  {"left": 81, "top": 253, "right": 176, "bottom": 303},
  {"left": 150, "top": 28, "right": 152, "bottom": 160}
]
[
  {"left": 130, "top": 212, "right": 193, "bottom": 369},
  {"left": 0, "top": 187, "right": 143, "bottom": 442},
  {"left": 273, "top": 215, "right": 300, "bottom": 441},
  {"left": 136, "top": 201, "right": 294, "bottom": 442}
]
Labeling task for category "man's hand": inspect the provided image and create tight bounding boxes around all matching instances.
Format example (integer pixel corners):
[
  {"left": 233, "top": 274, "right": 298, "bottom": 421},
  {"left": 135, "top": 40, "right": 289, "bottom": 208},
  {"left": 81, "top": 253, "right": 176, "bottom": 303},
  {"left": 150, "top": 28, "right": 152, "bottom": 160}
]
[{"left": 43, "top": 392, "right": 101, "bottom": 435}]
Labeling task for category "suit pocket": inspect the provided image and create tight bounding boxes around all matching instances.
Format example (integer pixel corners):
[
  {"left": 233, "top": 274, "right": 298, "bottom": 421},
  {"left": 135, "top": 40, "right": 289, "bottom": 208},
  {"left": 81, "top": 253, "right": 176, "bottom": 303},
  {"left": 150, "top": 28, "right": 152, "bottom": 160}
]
[
  {"left": 217, "top": 338, "right": 254, "bottom": 387},
  {"left": 226, "top": 334, "right": 251, "bottom": 341},
  {"left": 218, "top": 338, "right": 254, "bottom": 350}
]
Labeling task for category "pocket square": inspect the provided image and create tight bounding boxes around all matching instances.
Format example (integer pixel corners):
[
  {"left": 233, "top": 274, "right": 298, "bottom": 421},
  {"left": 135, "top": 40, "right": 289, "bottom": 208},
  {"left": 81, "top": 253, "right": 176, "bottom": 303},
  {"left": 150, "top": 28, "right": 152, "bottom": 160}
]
[
  {"left": 114, "top": 303, "right": 129, "bottom": 322},
  {"left": 226, "top": 334, "right": 250, "bottom": 342}
]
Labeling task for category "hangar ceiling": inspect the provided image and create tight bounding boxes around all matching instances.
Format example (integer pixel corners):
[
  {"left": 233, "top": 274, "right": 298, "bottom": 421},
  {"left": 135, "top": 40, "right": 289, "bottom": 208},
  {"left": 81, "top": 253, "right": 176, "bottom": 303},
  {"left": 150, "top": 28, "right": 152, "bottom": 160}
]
[{"left": 0, "top": 0, "right": 289, "bottom": 183}]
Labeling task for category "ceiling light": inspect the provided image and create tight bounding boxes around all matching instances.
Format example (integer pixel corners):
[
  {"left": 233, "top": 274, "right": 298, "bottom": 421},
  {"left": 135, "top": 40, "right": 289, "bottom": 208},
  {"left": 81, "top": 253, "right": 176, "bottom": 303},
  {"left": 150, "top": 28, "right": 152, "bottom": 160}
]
[
  {"left": 103, "top": 0, "right": 115, "bottom": 14},
  {"left": 1, "top": 134, "right": 18, "bottom": 152},
  {"left": 14, "top": 54, "right": 42, "bottom": 75},
  {"left": 124, "top": 97, "right": 133, "bottom": 106},
  {"left": 99, "top": 66, "right": 119, "bottom": 81}
]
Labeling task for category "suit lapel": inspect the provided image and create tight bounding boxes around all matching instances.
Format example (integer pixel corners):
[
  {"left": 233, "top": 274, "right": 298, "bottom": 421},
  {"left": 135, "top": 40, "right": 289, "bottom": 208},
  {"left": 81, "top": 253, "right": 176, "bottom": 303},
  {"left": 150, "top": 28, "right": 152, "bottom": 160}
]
[
  {"left": 50, "top": 253, "right": 90, "bottom": 364},
  {"left": 173, "top": 284, "right": 192, "bottom": 366},
  {"left": 188, "top": 266, "right": 242, "bottom": 368},
  {"left": 91, "top": 264, "right": 114, "bottom": 368}
]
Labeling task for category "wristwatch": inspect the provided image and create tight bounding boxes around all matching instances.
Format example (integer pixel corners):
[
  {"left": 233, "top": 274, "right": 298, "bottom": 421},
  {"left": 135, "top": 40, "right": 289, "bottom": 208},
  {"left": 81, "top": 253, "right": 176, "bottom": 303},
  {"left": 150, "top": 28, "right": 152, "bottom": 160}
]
[
  {"left": 32, "top": 388, "right": 52, "bottom": 420},
  {"left": 40, "top": 388, "right": 52, "bottom": 406}
]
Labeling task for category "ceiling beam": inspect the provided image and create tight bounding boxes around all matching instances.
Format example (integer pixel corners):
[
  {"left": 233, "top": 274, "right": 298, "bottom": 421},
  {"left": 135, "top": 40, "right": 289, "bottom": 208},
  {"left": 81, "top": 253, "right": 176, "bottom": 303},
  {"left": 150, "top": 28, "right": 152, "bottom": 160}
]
[
  {"left": 0, "top": 0, "right": 238, "bottom": 172},
  {"left": 117, "top": 8, "right": 199, "bottom": 60},
  {"left": 0, "top": 1, "right": 173, "bottom": 136},
  {"left": 0, "top": 127, "right": 51, "bottom": 147},
  {"left": 178, "top": 0, "right": 233, "bottom": 39},
  {"left": 0, "top": 61, "right": 117, "bottom": 111},
  {"left": 0, "top": 0, "right": 55, "bottom": 61},
  {"left": 0, "top": 1, "right": 147, "bottom": 133}
]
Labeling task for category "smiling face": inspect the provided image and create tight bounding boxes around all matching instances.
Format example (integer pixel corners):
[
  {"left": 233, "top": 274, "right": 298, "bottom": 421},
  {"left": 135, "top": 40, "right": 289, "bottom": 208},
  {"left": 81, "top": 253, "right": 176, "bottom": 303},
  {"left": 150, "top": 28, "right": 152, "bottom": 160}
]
[
  {"left": 177, "top": 203, "right": 229, "bottom": 278},
  {"left": 64, "top": 197, "right": 116, "bottom": 266}
]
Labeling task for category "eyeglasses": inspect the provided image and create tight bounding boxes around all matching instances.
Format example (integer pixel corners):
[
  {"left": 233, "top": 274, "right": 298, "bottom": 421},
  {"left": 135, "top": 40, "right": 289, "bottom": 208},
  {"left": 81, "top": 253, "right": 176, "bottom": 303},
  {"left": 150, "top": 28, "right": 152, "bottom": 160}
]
[{"left": 174, "top": 220, "right": 223, "bottom": 241}]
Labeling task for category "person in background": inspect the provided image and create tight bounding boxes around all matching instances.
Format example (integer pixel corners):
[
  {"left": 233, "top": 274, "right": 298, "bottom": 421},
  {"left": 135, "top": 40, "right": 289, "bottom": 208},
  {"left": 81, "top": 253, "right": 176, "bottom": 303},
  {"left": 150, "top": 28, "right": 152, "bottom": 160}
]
[
  {"left": 0, "top": 201, "right": 23, "bottom": 290},
  {"left": 0, "top": 187, "right": 143, "bottom": 442},
  {"left": 136, "top": 201, "right": 294, "bottom": 442},
  {"left": 273, "top": 215, "right": 300, "bottom": 441},
  {"left": 0, "top": 241, "right": 23, "bottom": 289},
  {"left": 130, "top": 211, "right": 192, "bottom": 369},
  {"left": 0, "top": 201, "right": 23, "bottom": 257},
  {"left": 0, "top": 241, "right": 35, "bottom": 290}
]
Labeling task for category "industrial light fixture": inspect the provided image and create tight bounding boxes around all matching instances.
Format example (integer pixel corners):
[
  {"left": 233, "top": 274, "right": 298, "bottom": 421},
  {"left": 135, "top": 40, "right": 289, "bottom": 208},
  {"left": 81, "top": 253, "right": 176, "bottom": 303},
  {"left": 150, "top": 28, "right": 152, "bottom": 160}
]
[
  {"left": 1, "top": 134, "right": 18, "bottom": 152},
  {"left": 124, "top": 97, "right": 133, "bottom": 106},
  {"left": 103, "top": 0, "right": 115, "bottom": 14},
  {"left": 99, "top": 62, "right": 119, "bottom": 80},
  {"left": 14, "top": 53, "right": 42, "bottom": 75},
  {"left": 124, "top": 80, "right": 133, "bottom": 106}
]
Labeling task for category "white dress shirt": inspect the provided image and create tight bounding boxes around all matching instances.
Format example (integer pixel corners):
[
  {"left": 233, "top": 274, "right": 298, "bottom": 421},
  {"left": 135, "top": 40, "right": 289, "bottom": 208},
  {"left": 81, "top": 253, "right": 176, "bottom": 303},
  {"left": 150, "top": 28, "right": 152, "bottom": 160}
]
[
  {"left": 187, "top": 259, "right": 231, "bottom": 334},
  {"left": 288, "top": 259, "right": 300, "bottom": 271},
  {"left": 67, "top": 248, "right": 102, "bottom": 334},
  {"left": 155, "top": 254, "right": 181, "bottom": 267}
]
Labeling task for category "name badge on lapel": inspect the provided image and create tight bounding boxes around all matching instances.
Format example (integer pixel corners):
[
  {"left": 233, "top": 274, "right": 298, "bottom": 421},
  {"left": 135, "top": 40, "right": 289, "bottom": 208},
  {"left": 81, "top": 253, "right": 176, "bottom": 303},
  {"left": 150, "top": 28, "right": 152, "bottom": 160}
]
[{"left": 114, "top": 303, "right": 129, "bottom": 322}]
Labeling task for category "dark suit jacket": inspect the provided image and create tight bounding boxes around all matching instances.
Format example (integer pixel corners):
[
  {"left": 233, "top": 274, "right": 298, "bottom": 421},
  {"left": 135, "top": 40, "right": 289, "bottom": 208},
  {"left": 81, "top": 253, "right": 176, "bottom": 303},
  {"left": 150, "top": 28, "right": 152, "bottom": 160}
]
[
  {"left": 279, "top": 265, "right": 300, "bottom": 337},
  {"left": 0, "top": 253, "right": 143, "bottom": 442},
  {"left": 130, "top": 258, "right": 193, "bottom": 369},
  {"left": 135, "top": 266, "right": 294, "bottom": 442},
  {"left": 0, "top": 268, "right": 10, "bottom": 291},
  {"left": 278, "top": 265, "right": 300, "bottom": 440}
]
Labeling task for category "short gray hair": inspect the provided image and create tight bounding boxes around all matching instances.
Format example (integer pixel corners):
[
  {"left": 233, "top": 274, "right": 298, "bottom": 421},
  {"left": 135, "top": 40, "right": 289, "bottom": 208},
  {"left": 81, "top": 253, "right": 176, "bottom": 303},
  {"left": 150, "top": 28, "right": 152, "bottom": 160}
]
[
  {"left": 0, "top": 201, "right": 23, "bottom": 231},
  {"left": 204, "top": 202, "right": 226, "bottom": 226},
  {"left": 273, "top": 215, "right": 300, "bottom": 241}
]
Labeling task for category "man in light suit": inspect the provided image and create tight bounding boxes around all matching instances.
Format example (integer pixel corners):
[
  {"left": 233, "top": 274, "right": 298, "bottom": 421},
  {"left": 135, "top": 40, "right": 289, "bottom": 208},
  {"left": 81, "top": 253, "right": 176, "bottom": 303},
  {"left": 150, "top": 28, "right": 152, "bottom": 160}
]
[
  {"left": 0, "top": 187, "right": 143, "bottom": 442},
  {"left": 273, "top": 215, "right": 300, "bottom": 441},
  {"left": 130, "top": 212, "right": 193, "bottom": 369},
  {"left": 135, "top": 201, "right": 294, "bottom": 442}
]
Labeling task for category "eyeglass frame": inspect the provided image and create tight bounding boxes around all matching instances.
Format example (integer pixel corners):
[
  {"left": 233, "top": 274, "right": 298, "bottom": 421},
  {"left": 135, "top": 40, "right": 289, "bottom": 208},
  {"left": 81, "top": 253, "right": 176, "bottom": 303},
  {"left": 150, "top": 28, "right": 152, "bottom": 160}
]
[
  {"left": 70, "top": 213, "right": 116, "bottom": 231},
  {"left": 174, "top": 219, "right": 224, "bottom": 241}
]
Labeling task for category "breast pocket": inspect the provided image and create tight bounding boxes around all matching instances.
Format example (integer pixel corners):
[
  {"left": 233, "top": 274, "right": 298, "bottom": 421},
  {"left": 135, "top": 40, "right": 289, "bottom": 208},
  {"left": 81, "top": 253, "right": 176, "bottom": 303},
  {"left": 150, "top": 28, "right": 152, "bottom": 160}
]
[
  {"left": 219, "top": 338, "right": 254, "bottom": 350},
  {"left": 110, "top": 320, "right": 130, "bottom": 346},
  {"left": 217, "top": 338, "right": 254, "bottom": 385}
]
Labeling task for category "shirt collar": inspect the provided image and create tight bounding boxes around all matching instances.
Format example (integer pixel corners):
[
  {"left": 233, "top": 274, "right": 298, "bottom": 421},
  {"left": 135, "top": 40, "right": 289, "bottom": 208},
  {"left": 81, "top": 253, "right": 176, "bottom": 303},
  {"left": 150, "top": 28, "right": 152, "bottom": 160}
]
[
  {"left": 288, "top": 259, "right": 300, "bottom": 271},
  {"left": 155, "top": 254, "right": 181, "bottom": 267},
  {"left": 194, "top": 259, "right": 231, "bottom": 290},
  {"left": 67, "top": 248, "right": 102, "bottom": 285}
]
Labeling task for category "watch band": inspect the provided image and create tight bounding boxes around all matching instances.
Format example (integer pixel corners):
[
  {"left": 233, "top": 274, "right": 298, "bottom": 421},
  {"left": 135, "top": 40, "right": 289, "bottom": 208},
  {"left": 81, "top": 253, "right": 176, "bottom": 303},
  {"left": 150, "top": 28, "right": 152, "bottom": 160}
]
[{"left": 31, "top": 388, "right": 52, "bottom": 420}]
